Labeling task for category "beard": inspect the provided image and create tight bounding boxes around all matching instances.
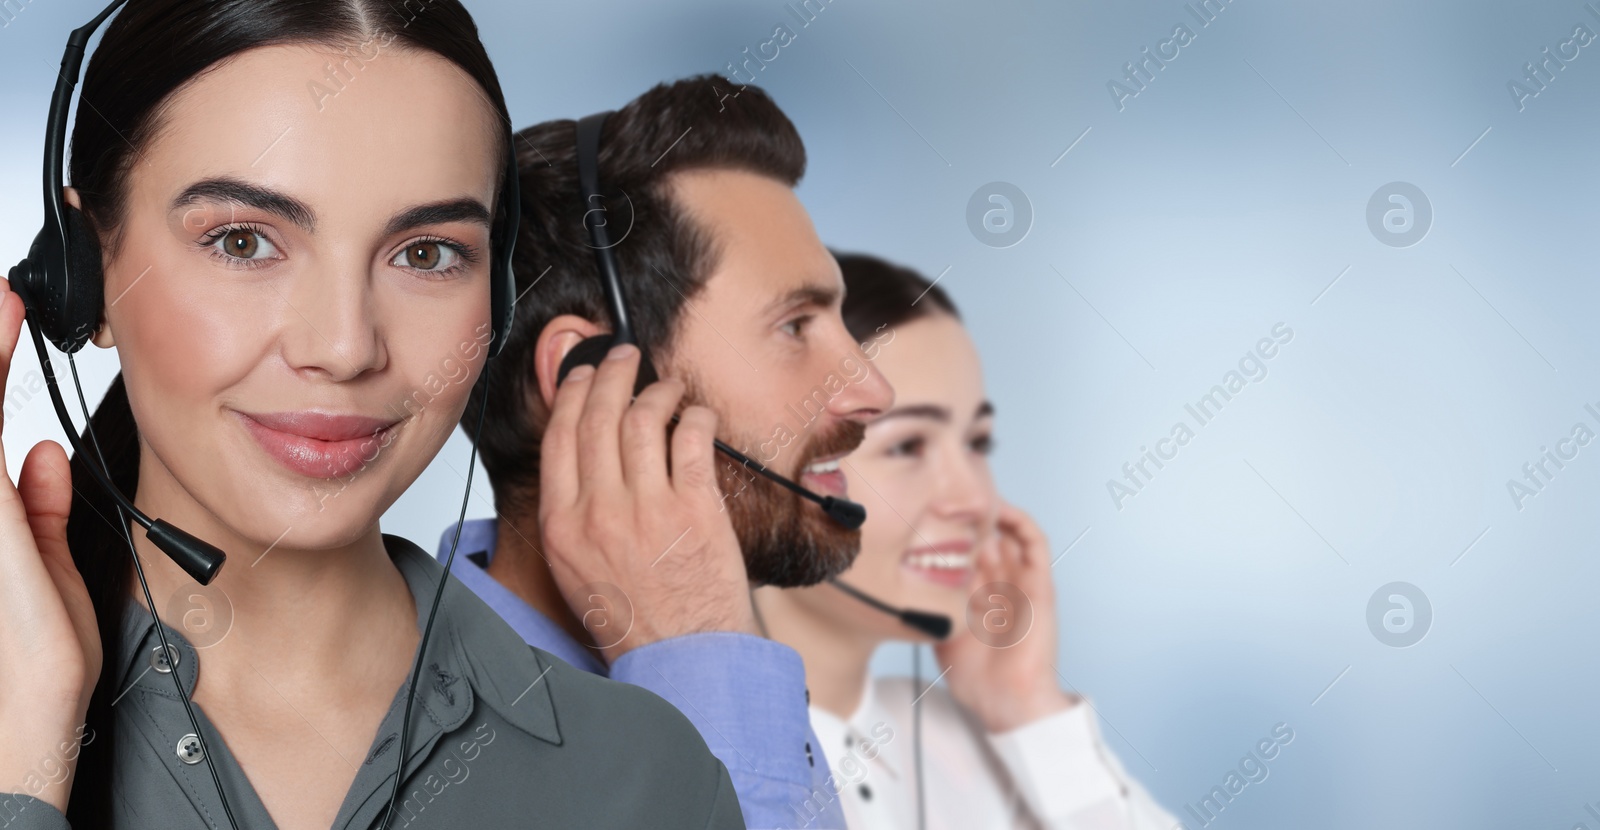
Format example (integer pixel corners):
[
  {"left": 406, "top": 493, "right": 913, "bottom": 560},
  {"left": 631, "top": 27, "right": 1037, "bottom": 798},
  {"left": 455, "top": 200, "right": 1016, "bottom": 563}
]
[{"left": 680, "top": 372, "right": 865, "bottom": 587}]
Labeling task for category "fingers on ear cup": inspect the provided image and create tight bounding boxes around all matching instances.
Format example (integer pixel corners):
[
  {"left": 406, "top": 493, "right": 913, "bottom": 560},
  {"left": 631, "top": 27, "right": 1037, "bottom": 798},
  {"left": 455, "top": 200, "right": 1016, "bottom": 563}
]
[
  {"left": 557, "top": 334, "right": 615, "bottom": 386},
  {"left": 556, "top": 334, "right": 660, "bottom": 397},
  {"left": 8, "top": 259, "right": 34, "bottom": 294},
  {"left": 634, "top": 347, "right": 659, "bottom": 394},
  {"left": 62, "top": 206, "right": 105, "bottom": 352}
]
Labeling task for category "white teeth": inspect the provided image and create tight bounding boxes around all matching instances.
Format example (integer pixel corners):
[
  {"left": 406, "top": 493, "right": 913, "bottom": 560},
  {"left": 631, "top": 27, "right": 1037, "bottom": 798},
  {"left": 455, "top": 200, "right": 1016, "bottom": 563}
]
[
  {"left": 905, "top": 552, "right": 973, "bottom": 570},
  {"left": 806, "top": 458, "right": 841, "bottom": 474}
]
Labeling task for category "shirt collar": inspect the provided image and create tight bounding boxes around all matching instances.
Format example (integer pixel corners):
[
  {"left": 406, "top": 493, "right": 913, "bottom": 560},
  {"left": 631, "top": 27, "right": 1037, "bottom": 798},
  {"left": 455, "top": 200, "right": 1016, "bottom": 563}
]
[
  {"left": 809, "top": 671, "right": 903, "bottom": 781},
  {"left": 437, "top": 517, "right": 499, "bottom": 566},
  {"left": 436, "top": 517, "right": 607, "bottom": 675},
  {"left": 114, "top": 532, "right": 563, "bottom": 747},
  {"left": 850, "top": 669, "right": 878, "bottom": 728}
]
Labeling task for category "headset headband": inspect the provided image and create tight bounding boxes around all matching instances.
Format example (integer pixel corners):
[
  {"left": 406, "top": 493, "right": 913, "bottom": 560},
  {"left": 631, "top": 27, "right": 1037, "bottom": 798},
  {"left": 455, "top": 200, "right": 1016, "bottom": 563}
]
[{"left": 575, "top": 110, "right": 636, "bottom": 347}]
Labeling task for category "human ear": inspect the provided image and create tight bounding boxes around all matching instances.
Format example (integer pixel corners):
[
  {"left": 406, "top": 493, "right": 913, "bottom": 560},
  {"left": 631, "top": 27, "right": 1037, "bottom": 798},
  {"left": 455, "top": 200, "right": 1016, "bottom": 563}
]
[{"left": 531, "top": 314, "right": 608, "bottom": 409}]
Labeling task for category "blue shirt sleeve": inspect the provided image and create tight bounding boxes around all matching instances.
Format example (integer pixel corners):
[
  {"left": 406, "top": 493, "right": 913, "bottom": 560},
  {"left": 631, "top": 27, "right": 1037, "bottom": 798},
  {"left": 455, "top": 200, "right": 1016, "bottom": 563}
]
[{"left": 610, "top": 632, "right": 849, "bottom": 830}]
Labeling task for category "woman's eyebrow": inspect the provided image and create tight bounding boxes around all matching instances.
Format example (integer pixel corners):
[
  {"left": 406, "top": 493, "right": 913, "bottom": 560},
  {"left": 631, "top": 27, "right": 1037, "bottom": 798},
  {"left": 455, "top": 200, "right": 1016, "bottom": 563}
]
[
  {"left": 876, "top": 403, "right": 951, "bottom": 423},
  {"left": 171, "top": 177, "right": 316, "bottom": 231},
  {"left": 875, "top": 400, "right": 993, "bottom": 425},
  {"left": 382, "top": 198, "right": 492, "bottom": 238},
  {"left": 168, "top": 182, "right": 491, "bottom": 239}
]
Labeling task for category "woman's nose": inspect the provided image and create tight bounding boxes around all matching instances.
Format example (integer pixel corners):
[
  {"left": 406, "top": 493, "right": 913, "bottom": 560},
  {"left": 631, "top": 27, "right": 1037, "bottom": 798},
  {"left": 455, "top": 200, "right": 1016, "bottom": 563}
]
[
  {"left": 277, "top": 261, "right": 384, "bottom": 381},
  {"left": 933, "top": 439, "right": 995, "bottom": 522}
]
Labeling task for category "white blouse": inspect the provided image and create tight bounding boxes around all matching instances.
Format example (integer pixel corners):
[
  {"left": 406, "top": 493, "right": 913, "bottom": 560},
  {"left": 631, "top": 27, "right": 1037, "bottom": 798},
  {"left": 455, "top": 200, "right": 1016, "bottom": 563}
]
[{"left": 807, "top": 676, "right": 1177, "bottom": 830}]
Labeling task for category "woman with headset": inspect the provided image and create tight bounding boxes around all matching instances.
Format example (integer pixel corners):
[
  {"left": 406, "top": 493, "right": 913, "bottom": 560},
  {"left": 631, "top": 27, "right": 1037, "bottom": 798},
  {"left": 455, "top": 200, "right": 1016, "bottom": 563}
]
[
  {"left": 0, "top": 1, "right": 742, "bottom": 828},
  {"left": 753, "top": 253, "right": 1177, "bottom": 830}
]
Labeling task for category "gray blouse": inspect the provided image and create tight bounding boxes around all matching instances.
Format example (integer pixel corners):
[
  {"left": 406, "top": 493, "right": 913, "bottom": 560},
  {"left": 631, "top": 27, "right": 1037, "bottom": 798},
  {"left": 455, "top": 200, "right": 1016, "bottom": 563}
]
[{"left": 0, "top": 534, "right": 744, "bottom": 829}]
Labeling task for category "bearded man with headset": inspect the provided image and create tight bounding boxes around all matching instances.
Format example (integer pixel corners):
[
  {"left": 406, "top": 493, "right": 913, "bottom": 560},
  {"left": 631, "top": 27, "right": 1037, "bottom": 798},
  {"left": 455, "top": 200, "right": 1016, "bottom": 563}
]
[{"left": 436, "top": 75, "right": 898, "bottom": 830}]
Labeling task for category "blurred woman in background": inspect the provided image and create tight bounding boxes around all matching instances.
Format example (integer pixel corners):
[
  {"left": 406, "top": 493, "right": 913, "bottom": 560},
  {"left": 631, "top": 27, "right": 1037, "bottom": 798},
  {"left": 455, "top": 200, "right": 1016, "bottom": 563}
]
[{"left": 754, "top": 252, "right": 1175, "bottom": 830}]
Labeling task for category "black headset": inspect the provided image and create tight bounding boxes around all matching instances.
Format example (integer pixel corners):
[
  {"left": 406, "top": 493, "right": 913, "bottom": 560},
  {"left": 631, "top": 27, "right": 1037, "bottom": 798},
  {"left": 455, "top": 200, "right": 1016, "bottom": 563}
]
[{"left": 7, "top": 2, "right": 518, "bottom": 828}]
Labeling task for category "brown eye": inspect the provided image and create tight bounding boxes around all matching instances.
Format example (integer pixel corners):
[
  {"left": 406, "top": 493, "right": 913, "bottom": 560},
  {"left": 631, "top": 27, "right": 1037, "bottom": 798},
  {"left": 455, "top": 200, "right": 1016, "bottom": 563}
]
[
  {"left": 407, "top": 243, "right": 439, "bottom": 269},
  {"left": 210, "top": 228, "right": 275, "bottom": 261},
  {"left": 392, "top": 240, "right": 459, "bottom": 272}
]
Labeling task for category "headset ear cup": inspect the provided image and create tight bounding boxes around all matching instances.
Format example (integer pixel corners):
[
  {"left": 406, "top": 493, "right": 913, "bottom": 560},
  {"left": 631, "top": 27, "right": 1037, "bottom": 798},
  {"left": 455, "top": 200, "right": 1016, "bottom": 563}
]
[
  {"left": 556, "top": 334, "right": 614, "bottom": 388},
  {"left": 486, "top": 137, "right": 521, "bottom": 360},
  {"left": 486, "top": 222, "right": 512, "bottom": 359},
  {"left": 555, "top": 333, "right": 660, "bottom": 397},
  {"left": 63, "top": 205, "right": 105, "bottom": 352}
]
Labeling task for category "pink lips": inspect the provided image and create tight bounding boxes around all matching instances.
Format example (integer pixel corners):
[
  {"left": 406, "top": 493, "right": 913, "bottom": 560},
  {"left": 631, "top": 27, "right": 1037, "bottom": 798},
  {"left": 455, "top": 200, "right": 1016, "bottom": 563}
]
[{"left": 235, "top": 410, "right": 400, "bottom": 479}]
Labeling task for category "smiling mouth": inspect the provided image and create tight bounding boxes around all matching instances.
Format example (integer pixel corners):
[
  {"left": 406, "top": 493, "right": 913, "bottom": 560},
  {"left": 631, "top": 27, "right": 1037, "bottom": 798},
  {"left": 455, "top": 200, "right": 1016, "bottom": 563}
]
[
  {"left": 235, "top": 410, "right": 401, "bottom": 480},
  {"left": 904, "top": 551, "right": 975, "bottom": 570},
  {"left": 803, "top": 456, "right": 842, "bottom": 475},
  {"left": 800, "top": 452, "right": 848, "bottom": 497},
  {"left": 902, "top": 542, "right": 977, "bottom": 588}
]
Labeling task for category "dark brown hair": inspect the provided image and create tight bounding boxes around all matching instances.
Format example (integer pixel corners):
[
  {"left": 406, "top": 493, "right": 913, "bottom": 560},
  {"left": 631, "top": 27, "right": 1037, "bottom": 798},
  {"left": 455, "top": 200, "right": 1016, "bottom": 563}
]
[
  {"left": 834, "top": 250, "right": 961, "bottom": 342},
  {"left": 62, "top": 1, "right": 511, "bottom": 822},
  {"left": 462, "top": 74, "right": 806, "bottom": 516}
]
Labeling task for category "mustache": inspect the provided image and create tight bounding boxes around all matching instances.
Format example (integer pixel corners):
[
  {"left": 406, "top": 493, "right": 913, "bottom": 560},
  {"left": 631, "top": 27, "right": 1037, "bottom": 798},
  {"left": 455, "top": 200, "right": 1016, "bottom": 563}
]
[
  {"left": 675, "top": 368, "right": 864, "bottom": 475},
  {"left": 795, "top": 419, "right": 866, "bottom": 470}
]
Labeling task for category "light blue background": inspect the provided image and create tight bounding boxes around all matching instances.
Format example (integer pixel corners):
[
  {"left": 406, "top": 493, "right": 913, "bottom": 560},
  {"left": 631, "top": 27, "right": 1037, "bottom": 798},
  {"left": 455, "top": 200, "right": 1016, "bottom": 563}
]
[{"left": 4, "top": 1, "right": 1599, "bottom": 827}]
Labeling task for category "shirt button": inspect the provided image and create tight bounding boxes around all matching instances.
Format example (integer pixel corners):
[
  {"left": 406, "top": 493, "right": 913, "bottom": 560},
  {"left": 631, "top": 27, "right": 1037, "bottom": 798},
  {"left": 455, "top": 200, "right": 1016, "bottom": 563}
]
[
  {"left": 859, "top": 783, "right": 872, "bottom": 801},
  {"left": 151, "top": 644, "right": 180, "bottom": 674},
  {"left": 805, "top": 741, "right": 813, "bottom": 768},
  {"left": 176, "top": 733, "right": 205, "bottom": 765}
]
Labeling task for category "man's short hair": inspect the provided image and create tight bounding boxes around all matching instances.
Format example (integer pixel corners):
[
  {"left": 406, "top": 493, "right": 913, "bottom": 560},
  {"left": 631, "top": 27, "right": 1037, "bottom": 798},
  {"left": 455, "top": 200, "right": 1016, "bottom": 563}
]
[{"left": 463, "top": 74, "right": 807, "bottom": 515}]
